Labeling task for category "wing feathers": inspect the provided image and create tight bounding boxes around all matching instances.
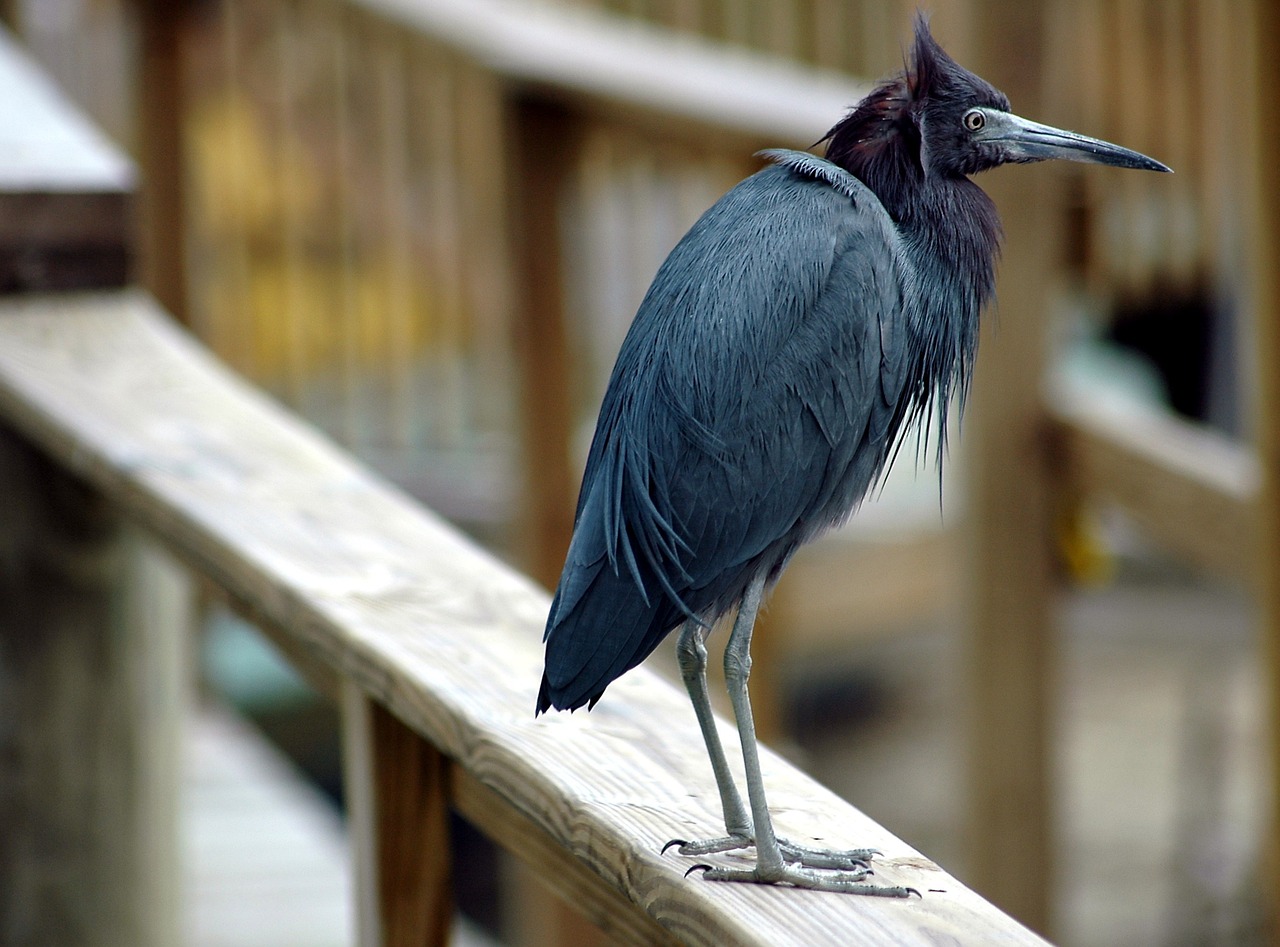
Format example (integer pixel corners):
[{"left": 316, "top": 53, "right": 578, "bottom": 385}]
[{"left": 540, "top": 152, "right": 912, "bottom": 711}]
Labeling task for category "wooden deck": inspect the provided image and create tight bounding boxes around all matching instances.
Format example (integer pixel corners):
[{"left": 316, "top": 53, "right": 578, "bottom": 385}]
[
  {"left": 184, "top": 705, "right": 499, "bottom": 947},
  {"left": 184, "top": 707, "right": 351, "bottom": 947}
]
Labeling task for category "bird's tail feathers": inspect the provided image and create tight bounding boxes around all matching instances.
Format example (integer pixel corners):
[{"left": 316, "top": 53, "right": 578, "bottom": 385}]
[{"left": 538, "top": 561, "right": 680, "bottom": 713}]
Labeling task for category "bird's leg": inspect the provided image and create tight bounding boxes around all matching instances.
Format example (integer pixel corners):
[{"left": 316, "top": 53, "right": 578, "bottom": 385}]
[
  {"left": 693, "top": 573, "right": 914, "bottom": 895},
  {"left": 669, "top": 619, "right": 753, "bottom": 853},
  {"left": 664, "top": 585, "right": 881, "bottom": 870},
  {"left": 721, "top": 574, "right": 783, "bottom": 871}
]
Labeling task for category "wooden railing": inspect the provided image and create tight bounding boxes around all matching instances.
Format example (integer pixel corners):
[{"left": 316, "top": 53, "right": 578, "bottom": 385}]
[{"left": 0, "top": 19, "right": 1048, "bottom": 947}]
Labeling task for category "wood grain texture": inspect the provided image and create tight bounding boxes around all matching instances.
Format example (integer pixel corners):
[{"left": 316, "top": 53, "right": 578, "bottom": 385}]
[
  {"left": 0, "top": 433, "right": 188, "bottom": 947},
  {"left": 454, "top": 769, "right": 672, "bottom": 947},
  {"left": 1243, "top": 0, "right": 1280, "bottom": 926},
  {"left": 0, "top": 292, "right": 1047, "bottom": 946},
  {"left": 374, "top": 696, "right": 454, "bottom": 947},
  {"left": 1047, "top": 385, "right": 1258, "bottom": 583},
  {"left": 0, "top": 24, "right": 134, "bottom": 292},
  {"left": 342, "top": 684, "right": 453, "bottom": 947},
  {"left": 961, "top": 4, "right": 1058, "bottom": 933},
  {"left": 133, "top": 0, "right": 191, "bottom": 321},
  {"left": 507, "top": 98, "right": 580, "bottom": 588}
]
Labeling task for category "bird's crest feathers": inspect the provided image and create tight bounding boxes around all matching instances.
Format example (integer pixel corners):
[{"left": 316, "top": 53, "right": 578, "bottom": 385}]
[
  {"left": 905, "top": 14, "right": 967, "bottom": 104},
  {"left": 820, "top": 15, "right": 1010, "bottom": 192}
]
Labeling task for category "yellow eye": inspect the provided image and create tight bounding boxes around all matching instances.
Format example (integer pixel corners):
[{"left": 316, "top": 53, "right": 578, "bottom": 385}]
[{"left": 963, "top": 109, "right": 986, "bottom": 132}]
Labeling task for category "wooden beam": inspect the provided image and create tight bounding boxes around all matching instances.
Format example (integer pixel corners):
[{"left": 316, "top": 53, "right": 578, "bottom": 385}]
[
  {"left": 356, "top": 0, "right": 864, "bottom": 150},
  {"left": 0, "top": 432, "right": 189, "bottom": 947},
  {"left": 1046, "top": 386, "right": 1258, "bottom": 582},
  {"left": 961, "top": 3, "right": 1058, "bottom": 934},
  {"left": 1243, "top": 0, "right": 1280, "bottom": 928},
  {"left": 506, "top": 98, "right": 580, "bottom": 588},
  {"left": 132, "top": 0, "right": 190, "bottom": 321},
  {"left": 0, "top": 27, "right": 183, "bottom": 945},
  {"left": 0, "top": 24, "right": 134, "bottom": 292},
  {"left": 453, "top": 769, "right": 674, "bottom": 947},
  {"left": 0, "top": 291, "right": 1048, "bottom": 946},
  {"left": 342, "top": 684, "right": 453, "bottom": 947}
]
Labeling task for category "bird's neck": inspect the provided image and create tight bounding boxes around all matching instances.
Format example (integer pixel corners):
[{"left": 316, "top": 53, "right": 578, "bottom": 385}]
[
  {"left": 822, "top": 84, "right": 1001, "bottom": 267},
  {"left": 829, "top": 124, "right": 1000, "bottom": 265},
  {"left": 824, "top": 95, "right": 1002, "bottom": 425},
  {"left": 899, "top": 176, "right": 1000, "bottom": 465},
  {"left": 901, "top": 175, "right": 1002, "bottom": 291}
]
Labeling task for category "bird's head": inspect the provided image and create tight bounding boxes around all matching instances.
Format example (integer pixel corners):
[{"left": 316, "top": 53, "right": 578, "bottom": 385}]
[{"left": 824, "top": 16, "right": 1170, "bottom": 184}]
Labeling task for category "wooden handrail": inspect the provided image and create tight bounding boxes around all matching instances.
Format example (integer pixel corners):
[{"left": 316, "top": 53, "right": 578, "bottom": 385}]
[
  {"left": 0, "top": 23, "right": 184, "bottom": 947},
  {"left": 0, "top": 24, "right": 133, "bottom": 291},
  {"left": 358, "top": 0, "right": 865, "bottom": 148},
  {"left": 0, "top": 291, "right": 1048, "bottom": 944},
  {"left": 1047, "top": 383, "right": 1259, "bottom": 582}
]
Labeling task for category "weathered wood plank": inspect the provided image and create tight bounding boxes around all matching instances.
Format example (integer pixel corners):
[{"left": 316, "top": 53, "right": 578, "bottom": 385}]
[
  {"left": 961, "top": 3, "right": 1058, "bottom": 933},
  {"left": 507, "top": 98, "right": 580, "bottom": 588},
  {"left": 1046, "top": 385, "right": 1258, "bottom": 582},
  {"left": 341, "top": 683, "right": 453, "bottom": 947},
  {"left": 0, "top": 291, "right": 1047, "bottom": 946},
  {"left": 356, "top": 0, "right": 864, "bottom": 150},
  {"left": 184, "top": 706, "right": 354, "bottom": 947},
  {"left": 0, "top": 24, "right": 134, "bottom": 292},
  {"left": 0, "top": 433, "right": 189, "bottom": 947},
  {"left": 132, "top": 0, "right": 191, "bottom": 321},
  {"left": 452, "top": 769, "right": 670, "bottom": 946},
  {"left": 1243, "top": 0, "right": 1280, "bottom": 928},
  {"left": 343, "top": 683, "right": 383, "bottom": 947}
]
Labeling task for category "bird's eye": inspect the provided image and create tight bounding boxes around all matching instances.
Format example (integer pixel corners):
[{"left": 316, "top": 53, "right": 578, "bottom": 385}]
[{"left": 963, "top": 109, "right": 986, "bottom": 132}]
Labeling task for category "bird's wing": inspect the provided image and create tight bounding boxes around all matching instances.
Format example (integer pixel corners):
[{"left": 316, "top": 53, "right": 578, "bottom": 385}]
[
  {"left": 652, "top": 153, "right": 911, "bottom": 600},
  {"left": 541, "top": 154, "right": 911, "bottom": 710}
]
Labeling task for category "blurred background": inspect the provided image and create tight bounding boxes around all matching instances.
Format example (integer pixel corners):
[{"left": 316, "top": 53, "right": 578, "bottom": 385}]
[{"left": 0, "top": 0, "right": 1272, "bottom": 944}]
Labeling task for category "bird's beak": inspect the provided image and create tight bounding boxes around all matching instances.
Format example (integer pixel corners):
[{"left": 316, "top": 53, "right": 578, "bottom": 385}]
[{"left": 979, "top": 109, "right": 1172, "bottom": 172}]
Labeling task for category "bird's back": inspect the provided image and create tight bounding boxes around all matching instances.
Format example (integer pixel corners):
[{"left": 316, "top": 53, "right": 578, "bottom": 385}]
[{"left": 538, "top": 152, "right": 916, "bottom": 713}]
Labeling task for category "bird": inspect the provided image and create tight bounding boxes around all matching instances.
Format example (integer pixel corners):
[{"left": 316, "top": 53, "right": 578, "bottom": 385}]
[{"left": 536, "top": 15, "right": 1169, "bottom": 895}]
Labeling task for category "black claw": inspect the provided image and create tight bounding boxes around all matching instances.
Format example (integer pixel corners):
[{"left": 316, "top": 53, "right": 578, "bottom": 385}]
[
  {"left": 684, "top": 864, "right": 713, "bottom": 879},
  {"left": 661, "top": 839, "right": 688, "bottom": 855},
  {"left": 905, "top": 887, "right": 923, "bottom": 899}
]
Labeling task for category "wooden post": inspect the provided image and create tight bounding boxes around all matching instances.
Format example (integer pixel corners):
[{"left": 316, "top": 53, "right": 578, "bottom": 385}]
[
  {"left": 507, "top": 97, "right": 582, "bottom": 590},
  {"left": 341, "top": 683, "right": 454, "bottom": 947},
  {"left": 132, "top": 0, "right": 190, "bottom": 322},
  {"left": 0, "top": 23, "right": 187, "bottom": 945},
  {"left": 1244, "top": 0, "right": 1280, "bottom": 934},
  {"left": 504, "top": 96, "right": 611, "bottom": 947},
  {"left": 0, "top": 433, "right": 190, "bottom": 947},
  {"left": 961, "top": 2, "right": 1058, "bottom": 935}
]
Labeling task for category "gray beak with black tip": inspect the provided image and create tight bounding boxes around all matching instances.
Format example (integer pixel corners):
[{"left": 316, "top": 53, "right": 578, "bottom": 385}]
[{"left": 974, "top": 107, "right": 1172, "bottom": 173}]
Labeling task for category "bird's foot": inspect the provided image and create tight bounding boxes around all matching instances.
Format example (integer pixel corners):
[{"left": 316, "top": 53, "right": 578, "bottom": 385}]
[
  {"left": 778, "top": 838, "right": 879, "bottom": 871},
  {"left": 663, "top": 835, "right": 878, "bottom": 871},
  {"left": 663, "top": 833, "right": 752, "bottom": 858},
  {"left": 687, "top": 861, "right": 918, "bottom": 897}
]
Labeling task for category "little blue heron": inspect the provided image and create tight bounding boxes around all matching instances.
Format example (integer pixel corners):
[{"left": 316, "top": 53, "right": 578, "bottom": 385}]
[{"left": 537, "top": 17, "right": 1169, "bottom": 895}]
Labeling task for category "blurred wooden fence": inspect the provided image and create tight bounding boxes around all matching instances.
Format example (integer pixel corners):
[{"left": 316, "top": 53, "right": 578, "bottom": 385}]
[{"left": 3, "top": 0, "right": 1278, "bottom": 939}]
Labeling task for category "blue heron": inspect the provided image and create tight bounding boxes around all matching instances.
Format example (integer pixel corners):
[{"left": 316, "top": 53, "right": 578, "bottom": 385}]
[{"left": 537, "top": 17, "right": 1169, "bottom": 894}]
